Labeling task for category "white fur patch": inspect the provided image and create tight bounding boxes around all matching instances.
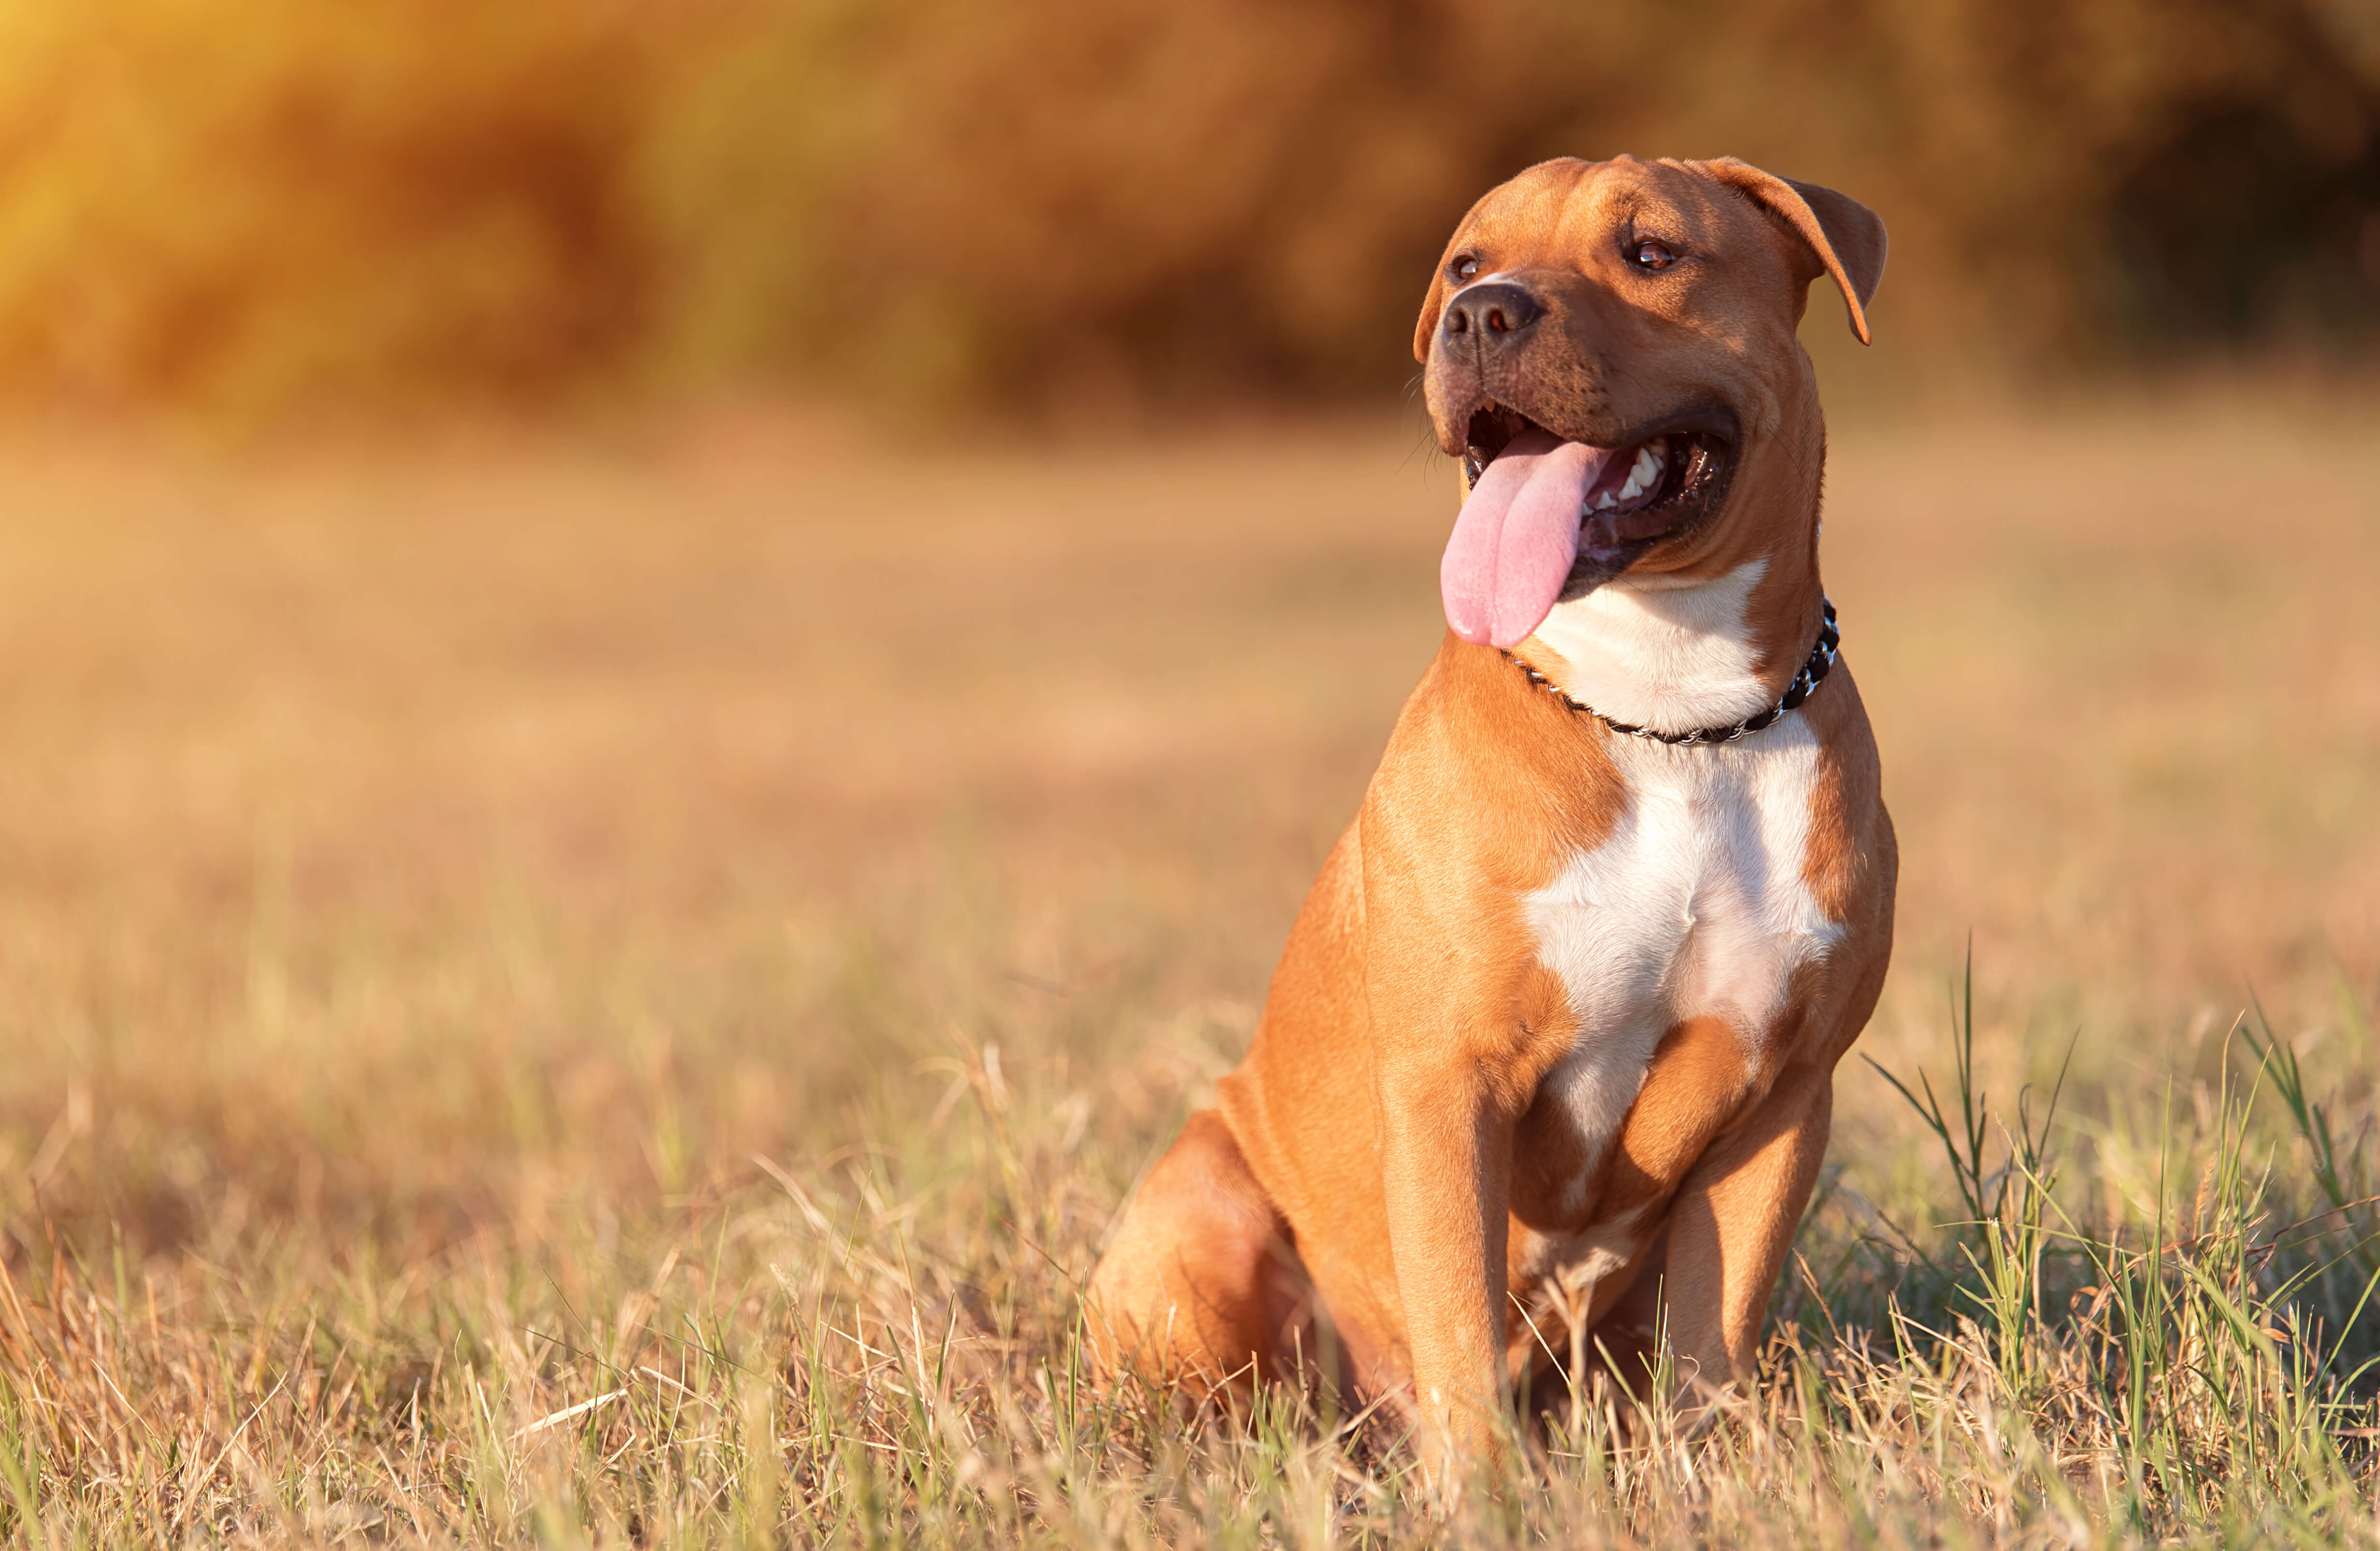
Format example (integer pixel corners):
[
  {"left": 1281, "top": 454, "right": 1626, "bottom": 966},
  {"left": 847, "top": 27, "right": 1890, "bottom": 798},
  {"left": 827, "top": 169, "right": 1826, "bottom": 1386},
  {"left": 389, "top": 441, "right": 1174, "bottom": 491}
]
[
  {"left": 1512, "top": 1207, "right": 1649, "bottom": 1296},
  {"left": 1558, "top": 1209, "right": 1649, "bottom": 1294},
  {"left": 1520, "top": 570, "right": 1843, "bottom": 1214},
  {"left": 1528, "top": 560, "right": 1772, "bottom": 733}
]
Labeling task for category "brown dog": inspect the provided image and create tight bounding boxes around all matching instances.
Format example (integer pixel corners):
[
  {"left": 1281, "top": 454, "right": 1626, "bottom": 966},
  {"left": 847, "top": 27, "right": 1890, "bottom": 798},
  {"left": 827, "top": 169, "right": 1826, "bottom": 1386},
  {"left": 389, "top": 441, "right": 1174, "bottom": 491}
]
[{"left": 1086, "top": 155, "right": 1896, "bottom": 1468}]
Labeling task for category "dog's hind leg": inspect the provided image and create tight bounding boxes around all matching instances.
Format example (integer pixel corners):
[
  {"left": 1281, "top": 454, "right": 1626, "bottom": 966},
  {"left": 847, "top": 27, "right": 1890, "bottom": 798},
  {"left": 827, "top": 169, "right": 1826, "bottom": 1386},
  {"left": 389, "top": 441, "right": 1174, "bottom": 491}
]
[{"left": 1085, "top": 1109, "right": 1311, "bottom": 1399}]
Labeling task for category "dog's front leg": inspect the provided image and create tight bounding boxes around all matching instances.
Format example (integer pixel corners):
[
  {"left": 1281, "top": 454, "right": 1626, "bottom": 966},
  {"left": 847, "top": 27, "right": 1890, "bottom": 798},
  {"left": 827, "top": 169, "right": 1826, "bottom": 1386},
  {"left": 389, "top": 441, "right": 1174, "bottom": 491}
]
[
  {"left": 1375, "top": 1046, "right": 1515, "bottom": 1479},
  {"left": 1657, "top": 1057, "right": 1834, "bottom": 1408}
]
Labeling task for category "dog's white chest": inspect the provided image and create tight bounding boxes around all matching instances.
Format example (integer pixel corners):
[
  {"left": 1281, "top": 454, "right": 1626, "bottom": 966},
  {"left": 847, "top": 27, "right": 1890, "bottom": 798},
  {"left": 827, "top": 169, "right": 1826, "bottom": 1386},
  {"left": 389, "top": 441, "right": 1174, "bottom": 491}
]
[{"left": 1522, "top": 717, "right": 1842, "bottom": 1180}]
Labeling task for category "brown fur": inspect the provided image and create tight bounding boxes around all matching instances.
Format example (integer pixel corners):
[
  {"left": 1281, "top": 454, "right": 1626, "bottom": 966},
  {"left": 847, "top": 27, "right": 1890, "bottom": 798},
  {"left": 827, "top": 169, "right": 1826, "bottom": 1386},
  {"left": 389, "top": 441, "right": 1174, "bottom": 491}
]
[{"left": 1086, "top": 154, "right": 1897, "bottom": 1476}]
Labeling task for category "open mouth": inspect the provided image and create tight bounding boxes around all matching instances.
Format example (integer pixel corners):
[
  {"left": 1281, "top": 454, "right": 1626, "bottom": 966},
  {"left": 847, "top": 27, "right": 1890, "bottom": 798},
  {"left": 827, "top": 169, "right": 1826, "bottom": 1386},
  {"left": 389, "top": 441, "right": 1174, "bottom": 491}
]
[
  {"left": 1437, "top": 400, "right": 1742, "bottom": 649},
  {"left": 1460, "top": 402, "right": 1735, "bottom": 546}
]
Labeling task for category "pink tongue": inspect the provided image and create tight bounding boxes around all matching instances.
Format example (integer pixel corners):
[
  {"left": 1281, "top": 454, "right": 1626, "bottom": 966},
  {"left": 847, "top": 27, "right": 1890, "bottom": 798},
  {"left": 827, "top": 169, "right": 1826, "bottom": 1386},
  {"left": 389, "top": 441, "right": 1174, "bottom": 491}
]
[{"left": 1440, "top": 429, "right": 1612, "bottom": 649}]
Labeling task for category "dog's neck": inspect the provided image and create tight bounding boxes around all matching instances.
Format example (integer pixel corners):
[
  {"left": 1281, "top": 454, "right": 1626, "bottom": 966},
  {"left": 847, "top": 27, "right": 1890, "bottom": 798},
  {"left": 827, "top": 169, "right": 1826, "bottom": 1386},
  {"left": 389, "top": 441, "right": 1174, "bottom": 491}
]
[{"left": 1517, "top": 550, "right": 1826, "bottom": 737}]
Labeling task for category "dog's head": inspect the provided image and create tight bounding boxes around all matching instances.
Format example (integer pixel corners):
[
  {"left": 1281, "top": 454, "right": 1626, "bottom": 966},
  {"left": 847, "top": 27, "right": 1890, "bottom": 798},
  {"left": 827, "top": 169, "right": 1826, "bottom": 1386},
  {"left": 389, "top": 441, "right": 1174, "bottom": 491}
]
[{"left": 1417, "top": 156, "right": 1885, "bottom": 649}]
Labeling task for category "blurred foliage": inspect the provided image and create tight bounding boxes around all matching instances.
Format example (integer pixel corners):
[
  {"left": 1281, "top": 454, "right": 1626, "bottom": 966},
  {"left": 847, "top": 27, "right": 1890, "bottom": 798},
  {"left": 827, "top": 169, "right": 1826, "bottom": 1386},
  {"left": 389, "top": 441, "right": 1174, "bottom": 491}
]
[
  {"left": 0, "top": 0, "right": 2377, "bottom": 418},
  {"left": 0, "top": 0, "right": 660, "bottom": 415}
]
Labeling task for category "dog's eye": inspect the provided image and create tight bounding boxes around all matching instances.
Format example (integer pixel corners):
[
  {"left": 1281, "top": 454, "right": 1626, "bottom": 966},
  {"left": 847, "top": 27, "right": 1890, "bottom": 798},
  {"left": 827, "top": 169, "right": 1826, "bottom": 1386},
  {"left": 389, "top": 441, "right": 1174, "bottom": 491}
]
[
  {"left": 1452, "top": 255, "right": 1480, "bottom": 282},
  {"left": 1632, "top": 240, "right": 1676, "bottom": 271}
]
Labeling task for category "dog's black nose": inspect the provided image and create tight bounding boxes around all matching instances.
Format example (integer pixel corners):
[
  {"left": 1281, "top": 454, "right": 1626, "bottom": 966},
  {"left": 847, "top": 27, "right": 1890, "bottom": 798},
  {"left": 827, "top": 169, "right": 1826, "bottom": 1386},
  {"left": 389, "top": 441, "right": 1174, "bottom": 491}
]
[{"left": 1441, "top": 282, "right": 1542, "bottom": 343}]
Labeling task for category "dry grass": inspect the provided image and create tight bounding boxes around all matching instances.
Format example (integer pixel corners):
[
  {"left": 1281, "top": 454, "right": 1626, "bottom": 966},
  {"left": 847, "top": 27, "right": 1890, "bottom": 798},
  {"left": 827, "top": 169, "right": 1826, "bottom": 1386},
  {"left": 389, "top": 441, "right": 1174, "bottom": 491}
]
[{"left": 3, "top": 388, "right": 2380, "bottom": 1544}]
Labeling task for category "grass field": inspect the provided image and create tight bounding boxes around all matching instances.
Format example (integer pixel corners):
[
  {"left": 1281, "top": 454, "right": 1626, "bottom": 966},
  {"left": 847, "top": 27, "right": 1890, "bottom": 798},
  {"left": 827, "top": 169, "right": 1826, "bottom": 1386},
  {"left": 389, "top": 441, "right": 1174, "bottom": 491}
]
[{"left": 3, "top": 390, "right": 2380, "bottom": 1545}]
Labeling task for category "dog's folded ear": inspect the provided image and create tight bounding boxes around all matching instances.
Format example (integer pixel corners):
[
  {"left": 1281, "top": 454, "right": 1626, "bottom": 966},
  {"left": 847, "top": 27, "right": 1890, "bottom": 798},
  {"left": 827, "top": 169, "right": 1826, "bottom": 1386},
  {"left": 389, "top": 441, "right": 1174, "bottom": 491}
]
[{"left": 1695, "top": 159, "right": 1888, "bottom": 345}]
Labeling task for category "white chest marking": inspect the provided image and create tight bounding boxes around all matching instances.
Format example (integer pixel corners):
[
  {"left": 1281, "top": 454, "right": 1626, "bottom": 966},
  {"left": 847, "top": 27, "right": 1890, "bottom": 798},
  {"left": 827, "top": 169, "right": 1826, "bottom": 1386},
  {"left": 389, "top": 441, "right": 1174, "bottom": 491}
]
[
  {"left": 1529, "top": 559, "right": 1773, "bottom": 732},
  {"left": 1520, "top": 562, "right": 1843, "bottom": 1208}
]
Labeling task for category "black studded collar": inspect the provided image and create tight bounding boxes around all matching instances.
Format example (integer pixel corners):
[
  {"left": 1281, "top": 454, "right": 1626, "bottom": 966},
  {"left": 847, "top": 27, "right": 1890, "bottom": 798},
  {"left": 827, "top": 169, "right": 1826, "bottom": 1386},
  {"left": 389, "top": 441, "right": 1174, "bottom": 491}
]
[{"left": 1504, "top": 597, "right": 1840, "bottom": 746}]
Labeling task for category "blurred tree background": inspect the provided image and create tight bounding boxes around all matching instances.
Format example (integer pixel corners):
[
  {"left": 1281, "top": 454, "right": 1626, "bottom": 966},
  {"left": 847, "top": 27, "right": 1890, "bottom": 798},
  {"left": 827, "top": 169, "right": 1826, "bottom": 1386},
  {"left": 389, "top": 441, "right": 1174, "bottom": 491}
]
[{"left": 0, "top": 0, "right": 2375, "bottom": 421}]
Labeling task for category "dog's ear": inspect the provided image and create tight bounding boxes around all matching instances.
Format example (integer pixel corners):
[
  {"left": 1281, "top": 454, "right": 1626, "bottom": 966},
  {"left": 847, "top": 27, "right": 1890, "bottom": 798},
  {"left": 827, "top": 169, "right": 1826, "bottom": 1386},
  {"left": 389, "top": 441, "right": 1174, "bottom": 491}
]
[{"left": 1695, "top": 158, "right": 1887, "bottom": 345}]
